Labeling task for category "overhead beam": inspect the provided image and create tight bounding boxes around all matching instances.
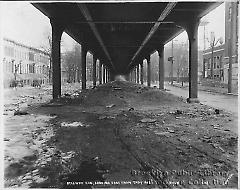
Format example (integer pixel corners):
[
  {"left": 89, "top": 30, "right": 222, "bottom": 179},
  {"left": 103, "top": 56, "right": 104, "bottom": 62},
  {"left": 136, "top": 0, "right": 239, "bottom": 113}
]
[
  {"left": 74, "top": 21, "right": 174, "bottom": 24},
  {"left": 128, "top": 2, "right": 177, "bottom": 70},
  {"left": 77, "top": 3, "right": 116, "bottom": 72}
]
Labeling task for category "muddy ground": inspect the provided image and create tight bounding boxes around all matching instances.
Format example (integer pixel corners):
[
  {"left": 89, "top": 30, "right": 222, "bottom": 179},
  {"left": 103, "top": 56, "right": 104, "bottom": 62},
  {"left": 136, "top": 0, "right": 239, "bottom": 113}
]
[{"left": 3, "top": 81, "right": 238, "bottom": 188}]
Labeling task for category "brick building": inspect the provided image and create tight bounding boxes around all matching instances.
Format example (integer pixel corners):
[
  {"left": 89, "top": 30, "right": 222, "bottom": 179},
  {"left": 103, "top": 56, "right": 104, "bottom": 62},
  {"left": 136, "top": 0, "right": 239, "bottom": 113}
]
[
  {"left": 203, "top": 2, "right": 238, "bottom": 85},
  {"left": 2, "top": 38, "right": 50, "bottom": 87},
  {"left": 203, "top": 44, "right": 225, "bottom": 80}
]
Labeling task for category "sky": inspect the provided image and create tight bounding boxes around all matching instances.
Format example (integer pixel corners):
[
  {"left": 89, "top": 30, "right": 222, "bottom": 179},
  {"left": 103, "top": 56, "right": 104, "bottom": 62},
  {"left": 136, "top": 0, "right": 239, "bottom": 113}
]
[
  {"left": 1, "top": 1, "right": 75, "bottom": 52},
  {"left": 165, "top": 3, "right": 225, "bottom": 49},
  {"left": 2, "top": 1, "right": 226, "bottom": 52}
]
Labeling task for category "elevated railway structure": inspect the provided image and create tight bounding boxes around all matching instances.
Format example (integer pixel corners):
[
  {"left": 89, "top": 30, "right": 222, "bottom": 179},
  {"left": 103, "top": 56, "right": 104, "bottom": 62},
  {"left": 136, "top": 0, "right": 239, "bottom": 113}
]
[{"left": 33, "top": 1, "right": 221, "bottom": 102}]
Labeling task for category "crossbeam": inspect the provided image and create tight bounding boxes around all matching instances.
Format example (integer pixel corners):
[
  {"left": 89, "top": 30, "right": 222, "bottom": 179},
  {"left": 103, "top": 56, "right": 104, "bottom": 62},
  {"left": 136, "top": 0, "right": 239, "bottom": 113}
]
[
  {"left": 74, "top": 21, "right": 175, "bottom": 24},
  {"left": 77, "top": 3, "right": 116, "bottom": 72},
  {"left": 128, "top": 2, "right": 177, "bottom": 70}
]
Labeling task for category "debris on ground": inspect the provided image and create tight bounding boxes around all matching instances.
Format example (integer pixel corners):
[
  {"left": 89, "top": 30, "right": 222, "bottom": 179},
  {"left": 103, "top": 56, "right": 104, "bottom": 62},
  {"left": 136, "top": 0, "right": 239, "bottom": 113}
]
[
  {"left": 3, "top": 81, "right": 238, "bottom": 188},
  {"left": 113, "top": 87, "right": 122, "bottom": 91},
  {"left": 14, "top": 110, "right": 29, "bottom": 116},
  {"left": 172, "top": 109, "right": 183, "bottom": 115},
  {"left": 128, "top": 107, "right": 134, "bottom": 111},
  {"left": 98, "top": 115, "right": 116, "bottom": 120},
  {"left": 61, "top": 121, "right": 85, "bottom": 128},
  {"left": 42, "top": 102, "right": 63, "bottom": 107},
  {"left": 106, "top": 104, "right": 115, "bottom": 108},
  {"left": 140, "top": 118, "right": 157, "bottom": 123},
  {"left": 215, "top": 109, "right": 220, "bottom": 114}
]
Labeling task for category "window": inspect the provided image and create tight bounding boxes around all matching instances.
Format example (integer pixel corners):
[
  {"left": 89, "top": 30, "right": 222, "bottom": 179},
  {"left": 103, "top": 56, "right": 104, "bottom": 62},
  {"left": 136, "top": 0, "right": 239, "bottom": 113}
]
[
  {"left": 229, "top": 6, "right": 232, "bottom": 21},
  {"left": 19, "top": 61, "right": 22, "bottom": 74},
  {"left": 29, "top": 52, "right": 34, "bottom": 61}
]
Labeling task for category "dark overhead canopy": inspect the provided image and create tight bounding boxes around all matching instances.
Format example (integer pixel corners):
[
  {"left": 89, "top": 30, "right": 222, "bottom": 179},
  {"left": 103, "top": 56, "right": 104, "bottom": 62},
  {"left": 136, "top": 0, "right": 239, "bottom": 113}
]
[{"left": 32, "top": 1, "right": 221, "bottom": 74}]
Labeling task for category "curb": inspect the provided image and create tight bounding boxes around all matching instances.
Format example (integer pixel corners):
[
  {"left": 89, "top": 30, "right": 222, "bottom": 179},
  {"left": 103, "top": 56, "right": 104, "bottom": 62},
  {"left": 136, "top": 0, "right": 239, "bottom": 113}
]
[{"left": 170, "top": 84, "right": 238, "bottom": 97}]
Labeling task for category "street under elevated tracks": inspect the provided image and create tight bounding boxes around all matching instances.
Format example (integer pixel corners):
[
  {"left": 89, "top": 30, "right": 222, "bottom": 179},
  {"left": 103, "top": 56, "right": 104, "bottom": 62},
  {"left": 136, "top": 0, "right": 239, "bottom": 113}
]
[
  {"left": 3, "top": 81, "right": 238, "bottom": 188},
  {"left": 32, "top": 1, "right": 222, "bottom": 102},
  {"left": 3, "top": 1, "right": 238, "bottom": 189}
]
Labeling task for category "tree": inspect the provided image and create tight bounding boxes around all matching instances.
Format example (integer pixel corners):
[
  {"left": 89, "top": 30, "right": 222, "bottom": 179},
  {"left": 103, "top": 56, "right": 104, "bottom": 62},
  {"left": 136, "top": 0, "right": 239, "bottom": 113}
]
[
  {"left": 207, "top": 32, "right": 223, "bottom": 79},
  {"left": 62, "top": 43, "right": 81, "bottom": 83}
]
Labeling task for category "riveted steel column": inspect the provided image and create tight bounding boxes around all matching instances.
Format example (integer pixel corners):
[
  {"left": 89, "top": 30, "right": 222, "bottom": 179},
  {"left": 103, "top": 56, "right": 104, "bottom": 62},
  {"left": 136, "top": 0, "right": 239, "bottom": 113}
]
[
  {"left": 81, "top": 46, "right": 87, "bottom": 90},
  {"left": 186, "top": 19, "right": 200, "bottom": 103},
  {"left": 93, "top": 55, "right": 97, "bottom": 87},
  {"left": 136, "top": 64, "right": 139, "bottom": 83},
  {"left": 110, "top": 70, "right": 115, "bottom": 81},
  {"left": 103, "top": 65, "right": 106, "bottom": 83},
  {"left": 106, "top": 67, "right": 108, "bottom": 82},
  {"left": 140, "top": 62, "right": 144, "bottom": 85},
  {"left": 108, "top": 69, "right": 111, "bottom": 82},
  {"left": 50, "top": 19, "right": 64, "bottom": 99},
  {"left": 147, "top": 55, "right": 151, "bottom": 87},
  {"left": 158, "top": 45, "right": 164, "bottom": 89},
  {"left": 134, "top": 67, "right": 137, "bottom": 83},
  {"left": 99, "top": 61, "right": 102, "bottom": 84},
  {"left": 106, "top": 68, "right": 108, "bottom": 83}
]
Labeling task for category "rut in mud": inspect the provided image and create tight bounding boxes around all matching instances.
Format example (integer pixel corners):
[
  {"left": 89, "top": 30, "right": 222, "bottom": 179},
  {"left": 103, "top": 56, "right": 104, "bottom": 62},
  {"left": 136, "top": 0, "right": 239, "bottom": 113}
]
[{"left": 4, "top": 81, "right": 238, "bottom": 188}]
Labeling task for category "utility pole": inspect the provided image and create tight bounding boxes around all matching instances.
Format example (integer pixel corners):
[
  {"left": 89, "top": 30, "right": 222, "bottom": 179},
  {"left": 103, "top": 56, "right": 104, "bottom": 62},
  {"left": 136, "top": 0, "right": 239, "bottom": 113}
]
[
  {"left": 200, "top": 20, "right": 209, "bottom": 78},
  {"left": 228, "top": 2, "right": 234, "bottom": 93},
  {"left": 171, "top": 40, "right": 174, "bottom": 85}
]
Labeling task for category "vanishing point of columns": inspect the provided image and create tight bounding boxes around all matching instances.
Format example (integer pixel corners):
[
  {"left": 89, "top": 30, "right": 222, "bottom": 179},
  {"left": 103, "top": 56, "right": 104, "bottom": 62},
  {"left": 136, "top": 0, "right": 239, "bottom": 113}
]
[{"left": 51, "top": 17, "right": 200, "bottom": 103}]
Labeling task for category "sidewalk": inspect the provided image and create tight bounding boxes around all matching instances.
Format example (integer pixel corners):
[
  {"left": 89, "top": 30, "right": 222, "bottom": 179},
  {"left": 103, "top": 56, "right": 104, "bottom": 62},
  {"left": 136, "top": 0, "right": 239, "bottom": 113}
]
[
  {"left": 170, "top": 82, "right": 238, "bottom": 96},
  {"left": 164, "top": 83, "right": 238, "bottom": 123}
]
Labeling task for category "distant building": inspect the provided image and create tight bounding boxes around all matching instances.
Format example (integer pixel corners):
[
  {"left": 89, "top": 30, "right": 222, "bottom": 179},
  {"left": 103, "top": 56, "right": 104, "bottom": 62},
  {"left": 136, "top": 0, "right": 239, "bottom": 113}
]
[
  {"left": 2, "top": 38, "right": 50, "bottom": 87},
  {"left": 202, "top": 44, "right": 225, "bottom": 80},
  {"left": 202, "top": 2, "right": 238, "bottom": 85}
]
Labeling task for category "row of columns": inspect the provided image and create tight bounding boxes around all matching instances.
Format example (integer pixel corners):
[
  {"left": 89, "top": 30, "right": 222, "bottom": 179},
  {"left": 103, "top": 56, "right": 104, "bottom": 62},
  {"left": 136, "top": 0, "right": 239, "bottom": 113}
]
[
  {"left": 129, "top": 19, "right": 199, "bottom": 103},
  {"left": 129, "top": 46, "right": 164, "bottom": 89},
  {"left": 51, "top": 18, "right": 199, "bottom": 102},
  {"left": 51, "top": 19, "right": 111, "bottom": 99},
  {"left": 96, "top": 61, "right": 110, "bottom": 85}
]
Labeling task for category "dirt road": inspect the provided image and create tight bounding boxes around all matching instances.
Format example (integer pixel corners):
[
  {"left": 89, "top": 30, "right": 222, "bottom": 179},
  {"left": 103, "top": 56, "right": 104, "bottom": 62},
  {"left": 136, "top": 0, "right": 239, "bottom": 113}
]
[{"left": 3, "top": 82, "right": 238, "bottom": 188}]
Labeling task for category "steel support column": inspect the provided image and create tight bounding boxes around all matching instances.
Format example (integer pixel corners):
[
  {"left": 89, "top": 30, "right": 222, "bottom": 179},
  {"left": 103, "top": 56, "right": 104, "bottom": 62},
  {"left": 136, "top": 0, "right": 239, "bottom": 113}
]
[
  {"left": 136, "top": 64, "right": 139, "bottom": 83},
  {"left": 105, "top": 69, "right": 107, "bottom": 83},
  {"left": 158, "top": 45, "right": 164, "bottom": 89},
  {"left": 81, "top": 46, "right": 87, "bottom": 90},
  {"left": 140, "top": 62, "right": 144, "bottom": 85},
  {"left": 103, "top": 65, "right": 106, "bottom": 83},
  {"left": 186, "top": 20, "right": 200, "bottom": 103},
  {"left": 147, "top": 55, "right": 151, "bottom": 87},
  {"left": 134, "top": 67, "right": 137, "bottom": 83},
  {"left": 50, "top": 19, "right": 64, "bottom": 99},
  {"left": 99, "top": 62, "right": 102, "bottom": 84},
  {"left": 108, "top": 69, "right": 110, "bottom": 82},
  {"left": 110, "top": 70, "right": 115, "bottom": 81},
  {"left": 93, "top": 55, "right": 97, "bottom": 87}
]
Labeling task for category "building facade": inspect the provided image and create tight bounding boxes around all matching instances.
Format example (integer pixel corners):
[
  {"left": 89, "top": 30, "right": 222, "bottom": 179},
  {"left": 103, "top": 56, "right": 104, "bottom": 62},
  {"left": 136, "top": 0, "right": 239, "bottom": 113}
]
[
  {"left": 203, "top": 44, "right": 225, "bottom": 80},
  {"left": 2, "top": 38, "right": 50, "bottom": 87},
  {"left": 203, "top": 2, "right": 238, "bottom": 85}
]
